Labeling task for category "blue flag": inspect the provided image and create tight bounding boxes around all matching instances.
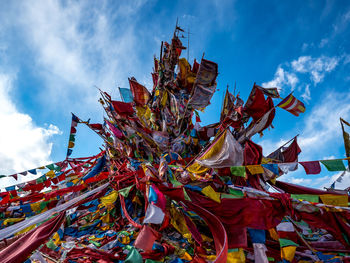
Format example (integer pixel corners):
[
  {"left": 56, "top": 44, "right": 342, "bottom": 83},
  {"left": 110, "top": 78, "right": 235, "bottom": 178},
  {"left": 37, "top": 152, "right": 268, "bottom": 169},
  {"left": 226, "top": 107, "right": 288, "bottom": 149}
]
[{"left": 119, "top": 87, "right": 133, "bottom": 103}]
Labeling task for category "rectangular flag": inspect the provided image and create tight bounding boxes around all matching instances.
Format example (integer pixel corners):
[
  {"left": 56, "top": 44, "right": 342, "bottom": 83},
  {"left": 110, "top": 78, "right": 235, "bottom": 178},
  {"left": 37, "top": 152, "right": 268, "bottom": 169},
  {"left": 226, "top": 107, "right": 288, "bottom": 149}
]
[
  {"left": 118, "top": 87, "right": 133, "bottom": 103},
  {"left": 196, "top": 130, "right": 244, "bottom": 168},
  {"left": 129, "top": 78, "right": 150, "bottom": 106},
  {"left": 255, "top": 84, "right": 280, "bottom": 98},
  {"left": 277, "top": 93, "right": 305, "bottom": 116},
  {"left": 220, "top": 88, "right": 235, "bottom": 121},
  {"left": 189, "top": 58, "right": 218, "bottom": 110}
]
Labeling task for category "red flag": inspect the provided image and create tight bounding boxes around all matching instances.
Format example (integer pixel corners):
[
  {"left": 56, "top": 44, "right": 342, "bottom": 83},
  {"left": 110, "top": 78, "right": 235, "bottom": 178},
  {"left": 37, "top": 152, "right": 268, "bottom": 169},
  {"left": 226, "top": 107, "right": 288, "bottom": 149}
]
[
  {"left": 244, "top": 140, "right": 263, "bottom": 165},
  {"left": 300, "top": 161, "right": 321, "bottom": 174},
  {"left": 255, "top": 84, "right": 280, "bottom": 98},
  {"left": 277, "top": 93, "right": 305, "bottom": 116},
  {"left": 129, "top": 78, "right": 150, "bottom": 106},
  {"left": 111, "top": 100, "right": 134, "bottom": 115},
  {"left": 134, "top": 225, "right": 161, "bottom": 251},
  {"left": 282, "top": 138, "right": 301, "bottom": 162},
  {"left": 0, "top": 212, "right": 65, "bottom": 263},
  {"left": 244, "top": 84, "right": 275, "bottom": 122}
]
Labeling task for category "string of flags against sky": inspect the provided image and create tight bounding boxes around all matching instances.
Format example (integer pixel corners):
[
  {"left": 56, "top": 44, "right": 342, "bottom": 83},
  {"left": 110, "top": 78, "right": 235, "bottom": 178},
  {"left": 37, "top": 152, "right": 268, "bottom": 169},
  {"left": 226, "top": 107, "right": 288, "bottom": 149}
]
[{"left": 0, "top": 25, "right": 350, "bottom": 263}]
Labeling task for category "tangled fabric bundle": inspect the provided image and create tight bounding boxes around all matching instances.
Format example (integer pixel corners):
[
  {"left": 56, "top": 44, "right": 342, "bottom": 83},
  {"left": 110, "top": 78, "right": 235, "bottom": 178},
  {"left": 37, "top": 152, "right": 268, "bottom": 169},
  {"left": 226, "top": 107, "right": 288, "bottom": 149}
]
[{"left": 0, "top": 26, "right": 350, "bottom": 263}]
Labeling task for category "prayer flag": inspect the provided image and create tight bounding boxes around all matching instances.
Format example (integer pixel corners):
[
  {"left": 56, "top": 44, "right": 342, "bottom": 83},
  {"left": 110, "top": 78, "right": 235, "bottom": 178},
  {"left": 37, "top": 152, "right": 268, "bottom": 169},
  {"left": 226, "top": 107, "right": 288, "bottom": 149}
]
[
  {"left": 244, "top": 139, "right": 263, "bottom": 165},
  {"left": 227, "top": 248, "right": 245, "bottom": 263},
  {"left": 261, "top": 163, "right": 279, "bottom": 175},
  {"left": 255, "top": 84, "right": 280, "bottom": 98},
  {"left": 299, "top": 161, "right": 321, "bottom": 174},
  {"left": 340, "top": 117, "right": 350, "bottom": 167},
  {"left": 195, "top": 130, "right": 244, "bottom": 169},
  {"left": 282, "top": 137, "right": 301, "bottom": 162},
  {"left": 291, "top": 194, "right": 319, "bottom": 203},
  {"left": 118, "top": 87, "right": 133, "bottom": 103},
  {"left": 125, "top": 247, "right": 143, "bottom": 263},
  {"left": 320, "top": 159, "right": 346, "bottom": 171},
  {"left": 143, "top": 203, "right": 165, "bottom": 224},
  {"left": 201, "top": 185, "right": 221, "bottom": 203},
  {"left": 189, "top": 58, "right": 218, "bottom": 110},
  {"left": 320, "top": 194, "right": 348, "bottom": 207},
  {"left": 134, "top": 225, "right": 160, "bottom": 251},
  {"left": 230, "top": 166, "right": 246, "bottom": 178},
  {"left": 220, "top": 88, "right": 235, "bottom": 121},
  {"left": 129, "top": 78, "right": 150, "bottom": 106},
  {"left": 246, "top": 165, "right": 264, "bottom": 175},
  {"left": 28, "top": 169, "right": 37, "bottom": 175},
  {"left": 281, "top": 246, "right": 296, "bottom": 262},
  {"left": 248, "top": 228, "right": 266, "bottom": 244},
  {"left": 277, "top": 93, "right": 305, "bottom": 116},
  {"left": 238, "top": 108, "right": 275, "bottom": 142},
  {"left": 278, "top": 162, "right": 298, "bottom": 173},
  {"left": 111, "top": 100, "right": 134, "bottom": 115},
  {"left": 253, "top": 243, "right": 269, "bottom": 263},
  {"left": 244, "top": 83, "right": 275, "bottom": 122}
]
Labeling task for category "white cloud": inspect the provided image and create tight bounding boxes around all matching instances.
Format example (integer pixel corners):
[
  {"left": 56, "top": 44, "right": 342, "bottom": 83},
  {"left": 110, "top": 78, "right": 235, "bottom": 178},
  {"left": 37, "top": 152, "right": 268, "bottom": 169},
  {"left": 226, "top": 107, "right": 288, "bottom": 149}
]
[
  {"left": 291, "top": 56, "right": 339, "bottom": 85},
  {"left": 297, "top": 92, "right": 350, "bottom": 160},
  {"left": 344, "top": 54, "right": 350, "bottom": 65},
  {"left": 301, "top": 84, "right": 311, "bottom": 102},
  {"left": 263, "top": 55, "right": 340, "bottom": 98},
  {"left": 0, "top": 1, "right": 152, "bottom": 117},
  {"left": 333, "top": 9, "right": 350, "bottom": 35},
  {"left": 319, "top": 38, "right": 329, "bottom": 48},
  {"left": 262, "top": 66, "right": 298, "bottom": 91},
  {"left": 0, "top": 73, "right": 61, "bottom": 178}
]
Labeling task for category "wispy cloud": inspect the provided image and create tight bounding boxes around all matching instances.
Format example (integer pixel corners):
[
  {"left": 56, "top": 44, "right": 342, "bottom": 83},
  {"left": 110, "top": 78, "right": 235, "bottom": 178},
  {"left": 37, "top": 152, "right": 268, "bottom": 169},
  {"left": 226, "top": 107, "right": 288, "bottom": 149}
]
[
  {"left": 0, "top": 1, "right": 154, "bottom": 118},
  {"left": 262, "top": 55, "right": 341, "bottom": 102},
  {"left": 0, "top": 72, "right": 61, "bottom": 176},
  {"left": 291, "top": 56, "right": 339, "bottom": 84}
]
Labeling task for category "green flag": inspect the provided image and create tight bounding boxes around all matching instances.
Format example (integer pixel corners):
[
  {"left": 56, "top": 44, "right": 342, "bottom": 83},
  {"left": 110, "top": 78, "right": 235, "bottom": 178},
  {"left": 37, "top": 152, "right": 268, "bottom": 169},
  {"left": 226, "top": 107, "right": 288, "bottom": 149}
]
[
  {"left": 230, "top": 166, "right": 246, "bottom": 178},
  {"left": 291, "top": 194, "right": 319, "bottom": 203},
  {"left": 119, "top": 185, "right": 134, "bottom": 197},
  {"left": 320, "top": 159, "right": 346, "bottom": 171},
  {"left": 125, "top": 247, "right": 142, "bottom": 263}
]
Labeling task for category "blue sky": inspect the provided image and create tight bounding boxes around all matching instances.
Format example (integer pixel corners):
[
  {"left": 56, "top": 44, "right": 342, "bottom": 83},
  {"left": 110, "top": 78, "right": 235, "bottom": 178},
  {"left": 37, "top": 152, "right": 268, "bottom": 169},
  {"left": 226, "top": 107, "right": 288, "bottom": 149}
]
[{"left": 1, "top": 0, "right": 350, "bottom": 189}]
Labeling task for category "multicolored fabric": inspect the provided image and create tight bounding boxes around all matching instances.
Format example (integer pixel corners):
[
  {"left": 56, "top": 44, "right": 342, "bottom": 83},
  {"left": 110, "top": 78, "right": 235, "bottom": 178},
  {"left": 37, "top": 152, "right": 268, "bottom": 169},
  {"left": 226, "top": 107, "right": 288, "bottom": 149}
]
[
  {"left": 129, "top": 78, "right": 150, "bottom": 105},
  {"left": 277, "top": 93, "right": 305, "bottom": 116}
]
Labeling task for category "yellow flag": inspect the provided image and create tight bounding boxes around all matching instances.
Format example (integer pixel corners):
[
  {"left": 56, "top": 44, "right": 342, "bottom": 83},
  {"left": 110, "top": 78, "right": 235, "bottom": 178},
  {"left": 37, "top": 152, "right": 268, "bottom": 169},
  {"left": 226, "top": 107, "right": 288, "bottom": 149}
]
[
  {"left": 169, "top": 206, "right": 192, "bottom": 240},
  {"left": 269, "top": 228, "right": 279, "bottom": 241},
  {"left": 30, "top": 202, "right": 42, "bottom": 212},
  {"left": 187, "top": 161, "right": 209, "bottom": 174},
  {"left": 281, "top": 246, "right": 296, "bottom": 262},
  {"left": 227, "top": 248, "right": 246, "bottom": 263},
  {"left": 201, "top": 185, "right": 221, "bottom": 203},
  {"left": 320, "top": 194, "right": 348, "bottom": 207},
  {"left": 187, "top": 131, "right": 222, "bottom": 174},
  {"left": 178, "top": 58, "right": 196, "bottom": 85},
  {"left": 100, "top": 190, "right": 118, "bottom": 207},
  {"left": 246, "top": 165, "right": 264, "bottom": 175},
  {"left": 46, "top": 170, "right": 56, "bottom": 178},
  {"left": 161, "top": 90, "right": 168, "bottom": 107}
]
